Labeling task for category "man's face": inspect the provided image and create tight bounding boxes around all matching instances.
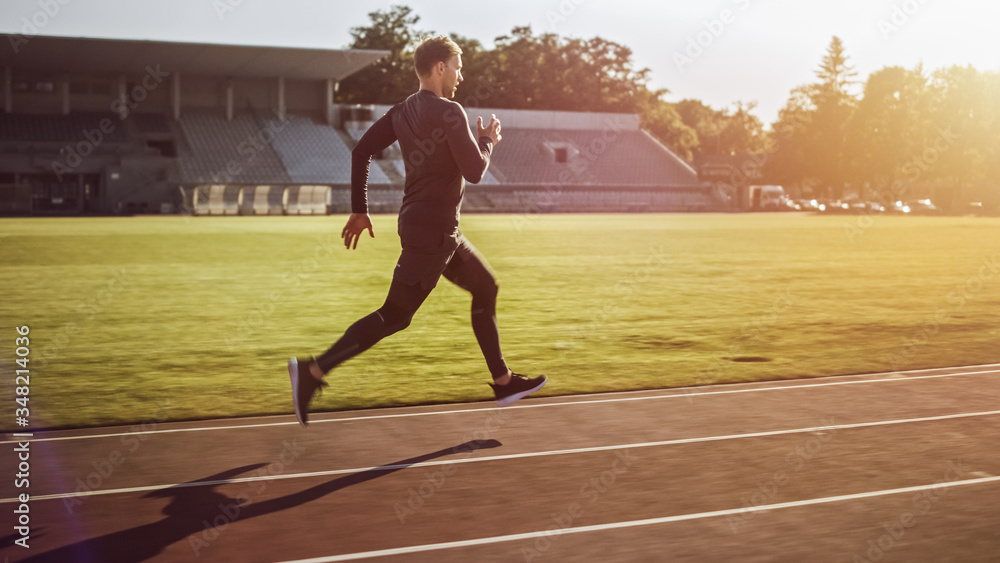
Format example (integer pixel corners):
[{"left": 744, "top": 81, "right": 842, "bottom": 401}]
[{"left": 441, "top": 54, "right": 464, "bottom": 98}]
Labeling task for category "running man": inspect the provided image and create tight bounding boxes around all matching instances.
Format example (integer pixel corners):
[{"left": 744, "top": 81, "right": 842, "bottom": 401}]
[{"left": 288, "top": 36, "right": 546, "bottom": 426}]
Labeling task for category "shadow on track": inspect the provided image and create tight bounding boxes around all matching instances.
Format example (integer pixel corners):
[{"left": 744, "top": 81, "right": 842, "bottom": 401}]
[{"left": 22, "top": 439, "right": 501, "bottom": 563}]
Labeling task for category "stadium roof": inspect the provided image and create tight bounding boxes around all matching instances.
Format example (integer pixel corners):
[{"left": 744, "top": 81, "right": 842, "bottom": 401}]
[{"left": 0, "top": 34, "right": 389, "bottom": 81}]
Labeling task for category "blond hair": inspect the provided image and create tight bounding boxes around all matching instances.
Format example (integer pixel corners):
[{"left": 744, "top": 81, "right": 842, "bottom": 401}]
[{"left": 414, "top": 35, "right": 462, "bottom": 77}]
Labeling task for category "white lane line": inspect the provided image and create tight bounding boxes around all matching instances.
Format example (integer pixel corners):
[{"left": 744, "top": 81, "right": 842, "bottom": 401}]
[
  {"left": 275, "top": 475, "right": 1000, "bottom": 562},
  {"left": 5, "top": 366, "right": 998, "bottom": 445},
  {"left": 5, "top": 408, "right": 998, "bottom": 505}
]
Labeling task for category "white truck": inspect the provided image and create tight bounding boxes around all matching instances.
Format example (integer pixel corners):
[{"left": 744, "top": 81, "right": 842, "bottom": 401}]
[{"left": 745, "top": 185, "right": 791, "bottom": 211}]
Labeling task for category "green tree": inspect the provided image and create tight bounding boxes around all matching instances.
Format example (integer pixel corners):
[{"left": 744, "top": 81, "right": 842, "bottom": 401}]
[
  {"left": 720, "top": 101, "right": 766, "bottom": 156},
  {"left": 813, "top": 36, "right": 858, "bottom": 103},
  {"left": 640, "top": 95, "right": 698, "bottom": 162},
  {"left": 485, "top": 26, "right": 697, "bottom": 158},
  {"left": 846, "top": 66, "right": 932, "bottom": 199},
  {"left": 984, "top": 72, "right": 1000, "bottom": 205},
  {"left": 337, "top": 5, "right": 424, "bottom": 105},
  {"left": 807, "top": 36, "right": 859, "bottom": 198},
  {"left": 765, "top": 85, "right": 815, "bottom": 190},
  {"left": 675, "top": 99, "right": 723, "bottom": 155},
  {"left": 486, "top": 27, "right": 653, "bottom": 113},
  {"left": 675, "top": 99, "right": 765, "bottom": 157},
  {"left": 768, "top": 36, "right": 859, "bottom": 198},
  {"left": 926, "top": 65, "right": 995, "bottom": 206},
  {"left": 335, "top": 10, "right": 705, "bottom": 161}
]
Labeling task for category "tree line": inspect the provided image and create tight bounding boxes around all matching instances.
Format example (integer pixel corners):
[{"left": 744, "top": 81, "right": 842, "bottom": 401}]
[{"left": 339, "top": 6, "right": 999, "bottom": 207}]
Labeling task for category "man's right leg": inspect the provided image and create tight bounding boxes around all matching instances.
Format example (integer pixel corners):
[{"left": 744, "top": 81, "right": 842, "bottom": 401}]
[
  {"left": 316, "top": 278, "right": 432, "bottom": 374},
  {"left": 291, "top": 221, "right": 458, "bottom": 425},
  {"left": 290, "top": 278, "right": 431, "bottom": 425}
]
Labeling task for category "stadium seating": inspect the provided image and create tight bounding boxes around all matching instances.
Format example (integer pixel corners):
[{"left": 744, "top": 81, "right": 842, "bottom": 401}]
[
  {"left": 491, "top": 129, "right": 699, "bottom": 187},
  {"left": 0, "top": 112, "right": 131, "bottom": 143},
  {"left": 328, "top": 186, "right": 353, "bottom": 213},
  {"left": 265, "top": 115, "right": 394, "bottom": 185},
  {"left": 175, "top": 108, "right": 715, "bottom": 216},
  {"left": 342, "top": 122, "right": 369, "bottom": 143},
  {"left": 0, "top": 184, "right": 32, "bottom": 214},
  {"left": 367, "top": 188, "right": 404, "bottom": 213},
  {"left": 176, "top": 112, "right": 291, "bottom": 185},
  {"left": 132, "top": 113, "right": 171, "bottom": 135},
  {"left": 460, "top": 186, "right": 713, "bottom": 213}
]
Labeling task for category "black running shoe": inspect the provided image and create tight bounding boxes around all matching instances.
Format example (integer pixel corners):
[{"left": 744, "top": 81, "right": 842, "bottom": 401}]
[
  {"left": 489, "top": 373, "right": 547, "bottom": 407},
  {"left": 288, "top": 357, "right": 328, "bottom": 426}
]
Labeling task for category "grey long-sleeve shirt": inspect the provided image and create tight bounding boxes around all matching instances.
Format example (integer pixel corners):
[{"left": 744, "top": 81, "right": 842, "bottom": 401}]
[{"left": 351, "top": 89, "right": 495, "bottom": 230}]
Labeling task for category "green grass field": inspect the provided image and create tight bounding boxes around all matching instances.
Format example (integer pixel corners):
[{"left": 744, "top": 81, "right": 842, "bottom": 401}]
[{"left": 2, "top": 213, "right": 999, "bottom": 429}]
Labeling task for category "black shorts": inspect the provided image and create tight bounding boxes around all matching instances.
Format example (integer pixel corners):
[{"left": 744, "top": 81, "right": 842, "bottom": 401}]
[{"left": 394, "top": 222, "right": 479, "bottom": 291}]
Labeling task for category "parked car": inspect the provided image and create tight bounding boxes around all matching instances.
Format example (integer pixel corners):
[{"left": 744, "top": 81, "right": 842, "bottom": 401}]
[
  {"left": 898, "top": 199, "right": 940, "bottom": 215},
  {"left": 818, "top": 200, "right": 853, "bottom": 214},
  {"left": 852, "top": 202, "right": 886, "bottom": 214},
  {"left": 793, "top": 199, "right": 823, "bottom": 212},
  {"left": 747, "top": 185, "right": 793, "bottom": 211}
]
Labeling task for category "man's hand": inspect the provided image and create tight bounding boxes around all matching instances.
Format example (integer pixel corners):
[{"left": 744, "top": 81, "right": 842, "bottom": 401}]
[
  {"left": 477, "top": 114, "right": 502, "bottom": 146},
  {"left": 342, "top": 213, "right": 374, "bottom": 250}
]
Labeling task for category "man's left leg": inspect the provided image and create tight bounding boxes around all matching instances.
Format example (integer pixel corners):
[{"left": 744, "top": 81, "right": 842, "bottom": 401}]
[
  {"left": 442, "top": 236, "right": 508, "bottom": 379},
  {"left": 442, "top": 235, "right": 546, "bottom": 406}
]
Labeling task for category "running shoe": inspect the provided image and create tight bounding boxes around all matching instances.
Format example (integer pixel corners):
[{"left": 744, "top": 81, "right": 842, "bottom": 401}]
[
  {"left": 489, "top": 373, "right": 547, "bottom": 407},
  {"left": 288, "top": 357, "right": 328, "bottom": 426}
]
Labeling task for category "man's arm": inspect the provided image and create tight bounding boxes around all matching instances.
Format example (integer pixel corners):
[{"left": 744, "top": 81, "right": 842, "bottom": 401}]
[
  {"left": 444, "top": 106, "right": 501, "bottom": 184},
  {"left": 351, "top": 108, "right": 398, "bottom": 215},
  {"left": 344, "top": 108, "right": 398, "bottom": 249}
]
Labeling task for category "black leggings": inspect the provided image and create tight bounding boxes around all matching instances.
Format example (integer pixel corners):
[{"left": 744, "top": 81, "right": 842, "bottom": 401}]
[{"left": 316, "top": 236, "right": 509, "bottom": 379}]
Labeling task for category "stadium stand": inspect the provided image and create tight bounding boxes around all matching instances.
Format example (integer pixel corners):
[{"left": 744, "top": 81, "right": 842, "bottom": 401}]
[
  {"left": 0, "top": 112, "right": 131, "bottom": 143},
  {"left": 1, "top": 33, "right": 717, "bottom": 216},
  {"left": 343, "top": 121, "right": 369, "bottom": 144},
  {"left": 491, "top": 129, "right": 698, "bottom": 187},
  {"left": 328, "top": 184, "right": 353, "bottom": 213},
  {"left": 266, "top": 115, "right": 351, "bottom": 184},
  {"left": 367, "top": 188, "right": 405, "bottom": 213},
  {"left": 357, "top": 104, "right": 714, "bottom": 213},
  {"left": 0, "top": 183, "right": 32, "bottom": 214},
  {"left": 131, "top": 113, "right": 172, "bottom": 136},
  {"left": 176, "top": 112, "right": 291, "bottom": 185}
]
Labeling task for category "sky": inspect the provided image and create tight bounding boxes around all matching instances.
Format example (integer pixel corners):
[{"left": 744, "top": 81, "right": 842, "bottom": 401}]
[{"left": 2, "top": 0, "right": 998, "bottom": 125}]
